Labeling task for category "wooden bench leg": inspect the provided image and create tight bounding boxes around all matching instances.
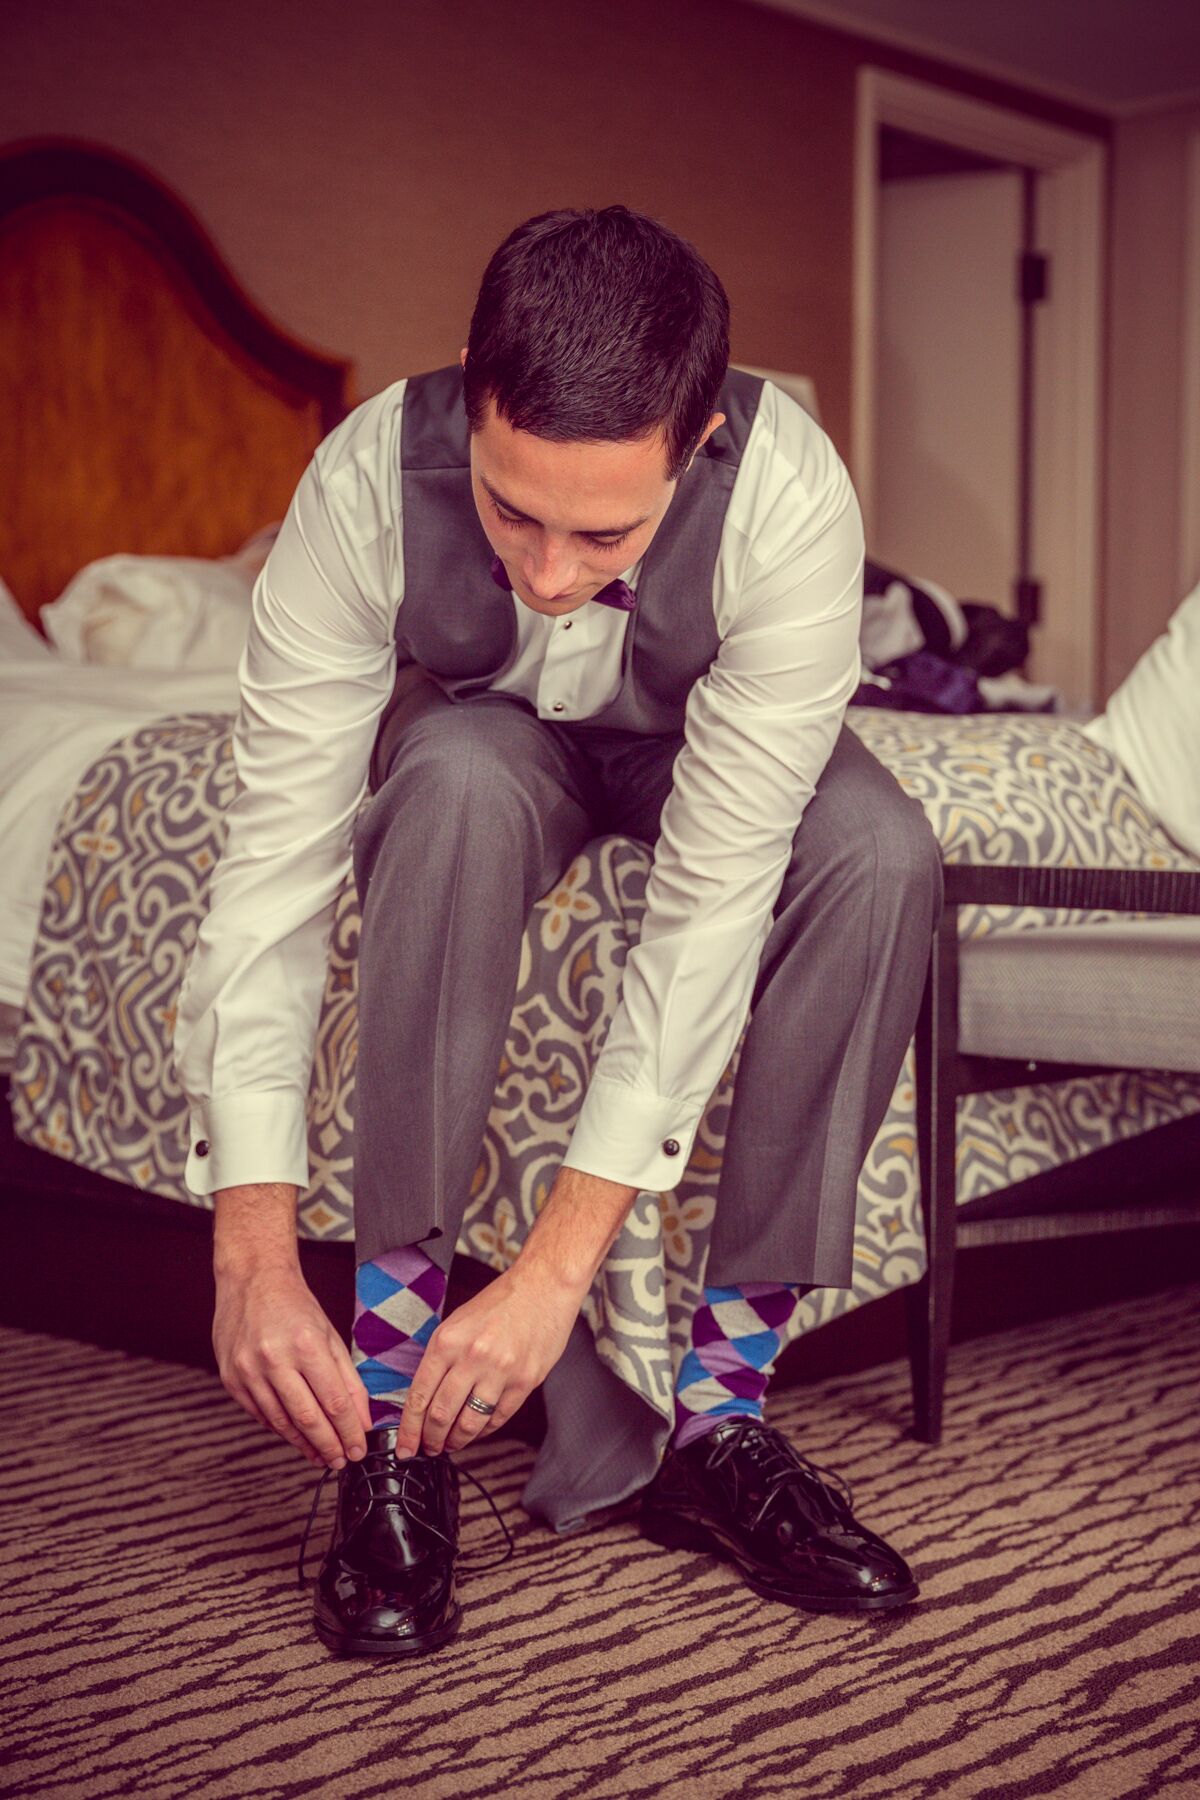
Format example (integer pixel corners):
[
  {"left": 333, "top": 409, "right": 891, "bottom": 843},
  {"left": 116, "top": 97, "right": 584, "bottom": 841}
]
[{"left": 905, "top": 904, "right": 961, "bottom": 1443}]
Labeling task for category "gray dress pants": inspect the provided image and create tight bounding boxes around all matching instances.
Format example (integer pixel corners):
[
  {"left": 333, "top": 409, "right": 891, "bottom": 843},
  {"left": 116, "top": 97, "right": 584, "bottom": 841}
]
[{"left": 348, "top": 671, "right": 943, "bottom": 1531}]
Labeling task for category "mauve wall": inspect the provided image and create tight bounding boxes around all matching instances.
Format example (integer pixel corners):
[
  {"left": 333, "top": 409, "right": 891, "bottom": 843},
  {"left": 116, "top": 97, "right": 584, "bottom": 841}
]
[
  {"left": 1104, "top": 99, "right": 1200, "bottom": 695},
  {"left": 8, "top": 0, "right": 1152, "bottom": 688},
  {"left": 0, "top": 0, "right": 856, "bottom": 456}
]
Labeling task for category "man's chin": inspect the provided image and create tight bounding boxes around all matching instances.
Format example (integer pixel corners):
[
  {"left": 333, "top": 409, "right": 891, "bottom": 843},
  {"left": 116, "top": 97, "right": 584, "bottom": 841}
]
[{"left": 516, "top": 590, "right": 592, "bottom": 615}]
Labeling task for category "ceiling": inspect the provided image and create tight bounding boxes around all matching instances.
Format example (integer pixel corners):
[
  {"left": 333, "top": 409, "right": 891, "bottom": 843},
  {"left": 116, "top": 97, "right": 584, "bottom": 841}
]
[{"left": 747, "top": 0, "right": 1200, "bottom": 115}]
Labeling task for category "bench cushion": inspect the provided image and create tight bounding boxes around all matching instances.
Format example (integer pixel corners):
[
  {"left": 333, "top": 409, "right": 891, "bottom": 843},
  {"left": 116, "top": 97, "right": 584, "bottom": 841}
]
[{"left": 959, "top": 917, "right": 1200, "bottom": 1073}]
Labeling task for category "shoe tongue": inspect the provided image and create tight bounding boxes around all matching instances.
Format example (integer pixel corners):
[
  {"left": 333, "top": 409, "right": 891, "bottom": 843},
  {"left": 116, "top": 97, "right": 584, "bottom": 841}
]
[
  {"left": 358, "top": 1426, "right": 408, "bottom": 1495},
  {"left": 709, "top": 1418, "right": 775, "bottom": 1455},
  {"left": 717, "top": 1422, "right": 846, "bottom": 1527},
  {"left": 344, "top": 1442, "right": 454, "bottom": 1567},
  {"left": 358, "top": 1436, "right": 443, "bottom": 1489}
]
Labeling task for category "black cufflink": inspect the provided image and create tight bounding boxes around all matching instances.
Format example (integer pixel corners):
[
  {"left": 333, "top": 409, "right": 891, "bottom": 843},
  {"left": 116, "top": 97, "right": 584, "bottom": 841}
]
[
  {"left": 195, "top": 1140, "right": 210, "bottom": 1158},
  {"left": 662, "top": 1138, "right": 680, "bottom": 1156}
]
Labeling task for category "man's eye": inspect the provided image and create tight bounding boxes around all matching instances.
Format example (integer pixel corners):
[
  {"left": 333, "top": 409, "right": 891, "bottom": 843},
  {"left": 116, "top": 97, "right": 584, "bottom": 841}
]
[{"left": 493, "top": 502, "right": 629, "bottom": 554}]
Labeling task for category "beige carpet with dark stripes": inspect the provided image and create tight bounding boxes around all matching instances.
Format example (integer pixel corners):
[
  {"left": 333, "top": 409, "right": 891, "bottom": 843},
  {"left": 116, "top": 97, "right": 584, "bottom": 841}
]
[{"left": 2, "top": 1283, "right": 1198, "bottom": 1799}]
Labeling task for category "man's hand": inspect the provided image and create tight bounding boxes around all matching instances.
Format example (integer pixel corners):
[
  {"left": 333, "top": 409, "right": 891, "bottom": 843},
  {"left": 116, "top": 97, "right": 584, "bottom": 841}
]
[
  {"left": 395, "top": 1162, "right": 640, "bottom": 1458},
  {"left": 211, "top": 1181, "right": 372, "bottom": 1470},
  {"left": 213, "top": 1262, "right": 373, "bottom": 1468},
  {"left": 395, "top": 1258, "right": 585, "bottom": 1457}
]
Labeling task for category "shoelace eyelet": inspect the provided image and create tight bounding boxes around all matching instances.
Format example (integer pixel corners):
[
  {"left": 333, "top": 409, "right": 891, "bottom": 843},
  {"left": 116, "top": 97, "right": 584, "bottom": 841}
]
[
  {"left": 703, "top": 1422, "right": 857, "bottom": 1533},
  {"left": 296, "top": 1448, "right": 514, "bottom": 1587}
]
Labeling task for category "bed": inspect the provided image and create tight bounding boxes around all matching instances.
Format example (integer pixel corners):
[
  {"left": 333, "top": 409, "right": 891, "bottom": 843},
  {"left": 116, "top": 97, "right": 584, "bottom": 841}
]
[{"left": 5, "top": 137, "right": 1200, "bottom": 1530}]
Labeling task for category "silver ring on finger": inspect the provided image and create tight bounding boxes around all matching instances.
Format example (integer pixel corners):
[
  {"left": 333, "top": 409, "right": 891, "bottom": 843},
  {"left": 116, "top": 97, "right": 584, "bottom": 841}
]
[{"left": 465, "top": 1392, "right": 497, "bottom": 1416}]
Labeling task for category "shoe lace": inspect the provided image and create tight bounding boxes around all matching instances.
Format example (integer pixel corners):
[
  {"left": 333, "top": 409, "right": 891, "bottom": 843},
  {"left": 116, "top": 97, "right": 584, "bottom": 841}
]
[
  {"left": 296, "top": 1448, "right": 515, "bottom": 1587},
  {"left": 703, "top": 1419, "right": 857, "bottom": 1535}
]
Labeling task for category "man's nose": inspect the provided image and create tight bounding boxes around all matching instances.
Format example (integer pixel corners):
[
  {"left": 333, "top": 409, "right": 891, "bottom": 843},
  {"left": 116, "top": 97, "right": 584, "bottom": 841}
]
[{"left": 523, "top": 538, "right": 579, "bottom": 600}]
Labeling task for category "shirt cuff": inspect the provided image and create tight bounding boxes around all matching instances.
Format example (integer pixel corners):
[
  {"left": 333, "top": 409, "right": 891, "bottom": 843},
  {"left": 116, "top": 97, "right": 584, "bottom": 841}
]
[
  {"left": 560, "top": 1076, "right": 705, "bottom": 1192},
  {"left": 183, "top": 1090, "right": 311, "bottom": 1197}
]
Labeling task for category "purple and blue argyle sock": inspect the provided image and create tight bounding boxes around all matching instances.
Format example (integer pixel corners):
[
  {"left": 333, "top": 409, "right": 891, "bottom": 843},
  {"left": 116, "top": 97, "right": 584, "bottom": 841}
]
[
  {"left": 672, "top": 1281, "right": 807, "bottom": 1452},
  {"left": 350, "top": 1244, "right": 447, "bottom": 1429}
]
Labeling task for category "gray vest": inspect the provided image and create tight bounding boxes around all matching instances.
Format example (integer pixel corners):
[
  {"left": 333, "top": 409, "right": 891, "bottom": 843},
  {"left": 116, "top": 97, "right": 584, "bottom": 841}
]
[{"left": 375, "top": 362, "right": 763, "bottom": 761}]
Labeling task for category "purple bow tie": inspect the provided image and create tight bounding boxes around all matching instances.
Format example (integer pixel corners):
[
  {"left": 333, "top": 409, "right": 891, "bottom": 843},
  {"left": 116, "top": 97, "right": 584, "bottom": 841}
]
[{"left": 489, "top": 554, "right": 636, "bottom": 612}]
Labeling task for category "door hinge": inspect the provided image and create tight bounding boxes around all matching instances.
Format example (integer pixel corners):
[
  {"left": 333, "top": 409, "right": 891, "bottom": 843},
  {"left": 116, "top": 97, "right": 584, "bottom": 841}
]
[
  {"left": 1015, "top": 577, "right": 1042, "bottom": 625},
  {"left": 1019, "top": 252, "right": 1049, "bottom": 305}
]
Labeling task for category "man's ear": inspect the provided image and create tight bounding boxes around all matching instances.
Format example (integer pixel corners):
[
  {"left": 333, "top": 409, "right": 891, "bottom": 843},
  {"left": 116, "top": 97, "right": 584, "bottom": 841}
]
[
  {"left": 459, "top": 347, "right": 468, "bottom": 370},
  {"left": 683, "top": 411, "right": 726, "bottom": 474}
]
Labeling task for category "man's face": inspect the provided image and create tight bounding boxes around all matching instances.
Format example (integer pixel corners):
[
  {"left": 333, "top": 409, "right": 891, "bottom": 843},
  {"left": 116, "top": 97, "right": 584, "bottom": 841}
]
[{"left": 465, "top": 365, "right": 724, "bottom": 617}]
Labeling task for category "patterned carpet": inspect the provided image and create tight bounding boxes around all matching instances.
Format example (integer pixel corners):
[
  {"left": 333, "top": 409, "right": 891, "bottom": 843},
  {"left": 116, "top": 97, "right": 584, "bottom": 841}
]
[{"left": 1, "top": 1283, "right": 1198, "bottom": 1799}]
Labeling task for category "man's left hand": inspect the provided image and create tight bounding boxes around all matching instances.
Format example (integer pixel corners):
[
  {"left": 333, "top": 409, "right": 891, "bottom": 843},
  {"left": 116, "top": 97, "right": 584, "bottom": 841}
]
[{"left": 393, "top": 1258, "right": 586, "bottom": 1457}]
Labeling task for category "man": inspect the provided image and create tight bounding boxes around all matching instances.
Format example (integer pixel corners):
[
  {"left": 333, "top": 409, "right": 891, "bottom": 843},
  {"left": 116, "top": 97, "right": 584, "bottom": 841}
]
[{"left": 173, "top": 206, "right": 943, "bottom": 1658}]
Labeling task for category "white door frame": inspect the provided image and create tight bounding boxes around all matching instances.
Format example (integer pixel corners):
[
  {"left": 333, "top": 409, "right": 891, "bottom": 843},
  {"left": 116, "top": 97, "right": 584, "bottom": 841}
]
[
  {"left": 1180, "top": 128, "right": 1200, "bottom": 598},
  {"left": 853, "top": 67, "right": 1107, "bottom": 711}
]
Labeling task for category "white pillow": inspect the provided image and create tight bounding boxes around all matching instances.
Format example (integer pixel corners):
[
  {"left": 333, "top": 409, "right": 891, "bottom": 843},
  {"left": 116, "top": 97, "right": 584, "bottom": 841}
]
[
  {"left": 0, "top": 574, "right": 55, "bottom": 662},
  {"left": 39, "top": 527, "right": 279, "bottom": 672},
  {"left": 1081, "top": 579, "right": 1200, "bottom": 858}
]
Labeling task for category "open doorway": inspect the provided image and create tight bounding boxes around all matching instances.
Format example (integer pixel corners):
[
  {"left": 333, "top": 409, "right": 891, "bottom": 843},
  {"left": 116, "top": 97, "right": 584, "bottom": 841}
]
[{"left": 853, "top": 69, "right": 1107, "bottom": 713}]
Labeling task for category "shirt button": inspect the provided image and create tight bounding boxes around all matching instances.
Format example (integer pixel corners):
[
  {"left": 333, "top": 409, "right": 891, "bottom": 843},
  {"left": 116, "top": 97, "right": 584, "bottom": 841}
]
[
  {"left": 662, "top": 1138, "right": 681, "bottom": 1156},
  {"left": 562, "top": 619, "right": 573, "bottom": 630},
  {"left": 195, "top": 1139, "right": 210, "bottom": 1158},
  {"left": 552, "top": 701, "right": 565, "bottom": 713}
]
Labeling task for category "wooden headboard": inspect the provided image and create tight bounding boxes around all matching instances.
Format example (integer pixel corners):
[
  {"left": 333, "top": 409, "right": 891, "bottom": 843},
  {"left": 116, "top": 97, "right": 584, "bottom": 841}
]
[{"left": 0, "top": 137, "right": 355, "bottom": 626}]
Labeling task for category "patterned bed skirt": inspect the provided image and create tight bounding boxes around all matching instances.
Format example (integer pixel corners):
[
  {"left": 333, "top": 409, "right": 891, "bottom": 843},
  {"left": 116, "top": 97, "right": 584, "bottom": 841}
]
[{"left": 12, "top": 706, "right": 1200, "bottom": 1423}]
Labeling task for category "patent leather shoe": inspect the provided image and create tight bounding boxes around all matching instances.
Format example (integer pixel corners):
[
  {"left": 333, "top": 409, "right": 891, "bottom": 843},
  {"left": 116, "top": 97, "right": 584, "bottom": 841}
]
[
  {"left": 298, "top": 1423, "right": 510, "bottom": 1656},
  {"left": 640, "top": 1416, "right": 919, "bottom": 1613}
]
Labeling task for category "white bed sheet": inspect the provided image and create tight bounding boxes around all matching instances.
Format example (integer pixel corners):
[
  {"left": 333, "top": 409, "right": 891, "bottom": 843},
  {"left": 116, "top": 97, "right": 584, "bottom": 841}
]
[{"left": 0, "top": 592, "right": 238, "bottom": 1048}]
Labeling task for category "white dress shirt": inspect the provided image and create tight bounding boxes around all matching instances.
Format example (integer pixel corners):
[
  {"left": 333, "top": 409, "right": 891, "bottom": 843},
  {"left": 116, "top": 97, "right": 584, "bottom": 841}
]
[{"left": 173, "top": 378, "right": 865, "bottom": 1199}]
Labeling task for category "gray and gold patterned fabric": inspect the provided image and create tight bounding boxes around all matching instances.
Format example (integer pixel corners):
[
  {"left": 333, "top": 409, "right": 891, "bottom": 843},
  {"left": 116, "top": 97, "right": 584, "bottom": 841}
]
[{"left": 12, "top": 709, "right": 1200, "bottom": 1413}]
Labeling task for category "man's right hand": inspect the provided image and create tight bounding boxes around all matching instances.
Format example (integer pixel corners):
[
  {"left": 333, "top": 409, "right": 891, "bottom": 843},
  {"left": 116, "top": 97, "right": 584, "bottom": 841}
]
[{"left": 211, "top": 1183, "right": 372, "bottom": 1470}]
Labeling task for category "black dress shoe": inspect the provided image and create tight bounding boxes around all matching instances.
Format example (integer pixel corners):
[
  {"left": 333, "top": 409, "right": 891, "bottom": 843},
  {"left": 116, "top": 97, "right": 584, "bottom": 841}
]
[
  {"left": 640, "top": 1417, "right": 919, "bottom": 1613},
  {"left": 297, "top": 1423, "right": 511, "bottom": 1657}
]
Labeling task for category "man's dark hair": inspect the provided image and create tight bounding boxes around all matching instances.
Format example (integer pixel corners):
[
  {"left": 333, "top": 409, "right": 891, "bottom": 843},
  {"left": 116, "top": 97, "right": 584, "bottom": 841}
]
[{"left": 463, "top": 206, "right": 730, "bottom": 481}]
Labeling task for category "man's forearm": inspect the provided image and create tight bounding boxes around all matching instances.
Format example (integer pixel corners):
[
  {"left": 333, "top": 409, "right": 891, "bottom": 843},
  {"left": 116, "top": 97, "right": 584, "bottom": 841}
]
[
  {"left": 213, "top": 1183, "right": 301, "bottom": 1277},
  {"left": 516, "top": 1163, "right": 641, "bottom": 1294},
  {"left": 213, "top": 1166, "right": 638, "bottom": 1292}
]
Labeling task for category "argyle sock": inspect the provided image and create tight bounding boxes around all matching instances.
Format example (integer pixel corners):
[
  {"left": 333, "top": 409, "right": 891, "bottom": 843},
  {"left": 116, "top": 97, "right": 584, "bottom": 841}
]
[
  {"left": 672, "top": 1281, "right": 811, "bottom": 1452},
  {"left": 350, "top": 1244, "right": 447, "bottom": 1429}
]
